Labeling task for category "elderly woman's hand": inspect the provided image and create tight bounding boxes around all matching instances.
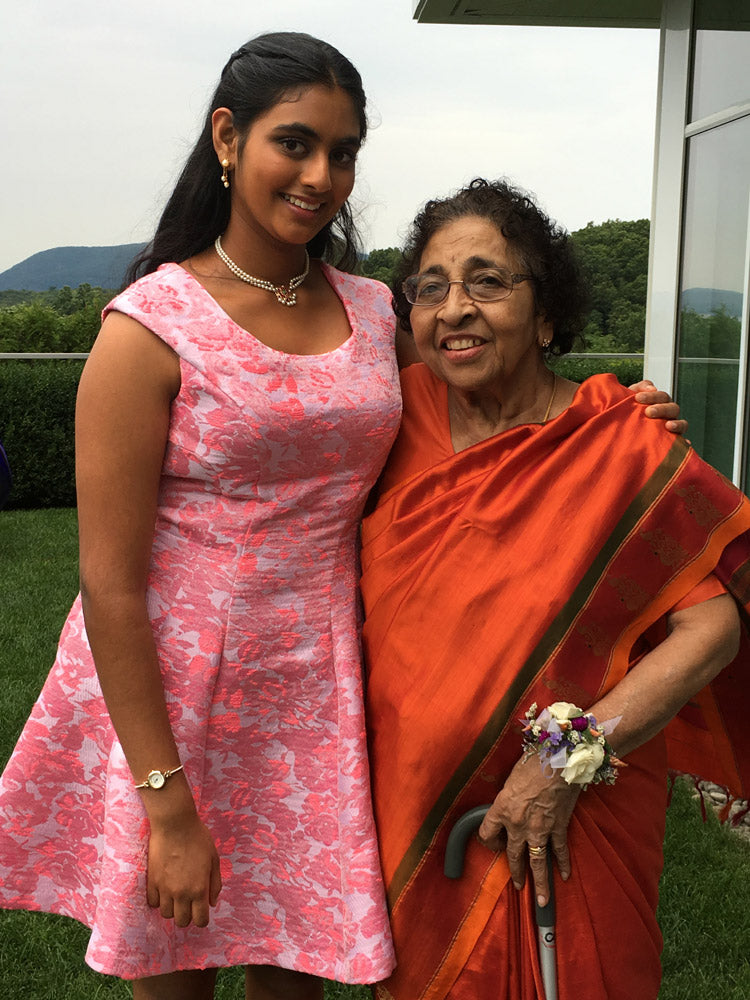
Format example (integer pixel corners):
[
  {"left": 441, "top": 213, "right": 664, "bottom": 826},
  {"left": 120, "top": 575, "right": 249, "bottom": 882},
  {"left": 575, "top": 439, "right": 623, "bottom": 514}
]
[
  {"left": 477, "top": 754, "right": 579, "bottom": 906},
  {"left": 629, "top": 379, "right": 688, "bottom": 435}
]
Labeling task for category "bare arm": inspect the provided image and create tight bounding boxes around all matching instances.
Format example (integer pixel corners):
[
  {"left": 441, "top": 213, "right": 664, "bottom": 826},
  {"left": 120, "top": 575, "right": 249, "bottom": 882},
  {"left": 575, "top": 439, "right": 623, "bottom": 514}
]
[
  {"left": 478, "top": 594, "right": 740, "bottom": 905},
  {"left": 587, "top": 594, "right": 739, "bottom": 756},
  {"left": 76, "top": 313, "right": 221, "bottom": 927}
]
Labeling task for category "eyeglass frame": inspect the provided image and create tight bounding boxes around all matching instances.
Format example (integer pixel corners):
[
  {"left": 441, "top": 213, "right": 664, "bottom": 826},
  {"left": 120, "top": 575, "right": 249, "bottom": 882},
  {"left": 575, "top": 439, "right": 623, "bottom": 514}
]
[{"left": 402, "top": 268, "right": 535, "bottom": 307}]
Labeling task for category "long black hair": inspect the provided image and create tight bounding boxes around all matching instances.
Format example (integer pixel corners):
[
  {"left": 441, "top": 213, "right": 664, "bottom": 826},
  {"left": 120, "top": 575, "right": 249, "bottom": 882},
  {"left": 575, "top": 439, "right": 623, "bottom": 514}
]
[
  {"left": 126, "top": 32, "right": 367, "bottom": 285},
  {"left": 391, "top": 178, "right": 588, "bottom": 356}
]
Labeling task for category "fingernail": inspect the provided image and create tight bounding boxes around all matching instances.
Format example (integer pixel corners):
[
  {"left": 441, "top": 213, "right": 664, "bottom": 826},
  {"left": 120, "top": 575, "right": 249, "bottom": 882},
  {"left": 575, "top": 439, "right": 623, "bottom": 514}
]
[
  {"left": 562, "top": 871, "right": 570, "bottom": 881},
  {"left": 513, "top": 882, "right": 522, "bottom": 891},
  {"left": 537, "top": 895, "right": 546, "bottom": 906}
]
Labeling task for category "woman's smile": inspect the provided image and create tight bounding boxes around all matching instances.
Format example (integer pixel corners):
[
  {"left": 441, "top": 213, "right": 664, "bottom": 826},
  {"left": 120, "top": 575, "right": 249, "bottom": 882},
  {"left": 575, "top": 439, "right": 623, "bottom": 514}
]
[
  {"left": 441, "top": 335, "right": 487, "bottom": 352},
  {"left": 281, "top": 193, "right": 323, "bottom": 213}
]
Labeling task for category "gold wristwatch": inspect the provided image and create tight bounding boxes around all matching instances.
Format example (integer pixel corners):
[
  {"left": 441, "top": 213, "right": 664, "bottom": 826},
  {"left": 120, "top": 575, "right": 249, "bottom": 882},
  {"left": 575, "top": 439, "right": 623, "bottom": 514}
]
[{"left": 134, "top": 764, "right": 184, "bottom": 790}]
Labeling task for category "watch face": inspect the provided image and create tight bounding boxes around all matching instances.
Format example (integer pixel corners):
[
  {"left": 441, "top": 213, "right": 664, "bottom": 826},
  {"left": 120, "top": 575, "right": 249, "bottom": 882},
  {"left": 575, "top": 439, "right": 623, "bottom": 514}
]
[{"left": 147, "top": 770, "right": 166, "bottom": 789}]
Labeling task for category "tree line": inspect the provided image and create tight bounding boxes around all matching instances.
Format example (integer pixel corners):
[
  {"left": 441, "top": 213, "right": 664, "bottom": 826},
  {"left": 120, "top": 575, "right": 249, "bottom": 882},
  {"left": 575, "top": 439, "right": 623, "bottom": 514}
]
[
  {"left": 0, "top": 220, "right": 740, "bottom": 357},
  {"left": 0, "top": 285, "right": 112, "bottom": 353}
]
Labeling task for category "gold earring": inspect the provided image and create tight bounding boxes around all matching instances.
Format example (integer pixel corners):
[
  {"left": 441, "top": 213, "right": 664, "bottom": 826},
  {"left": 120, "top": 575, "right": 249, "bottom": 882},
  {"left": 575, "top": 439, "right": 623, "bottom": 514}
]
[{"left": 221, "top": 159, "right": 230, "bottom": 189}]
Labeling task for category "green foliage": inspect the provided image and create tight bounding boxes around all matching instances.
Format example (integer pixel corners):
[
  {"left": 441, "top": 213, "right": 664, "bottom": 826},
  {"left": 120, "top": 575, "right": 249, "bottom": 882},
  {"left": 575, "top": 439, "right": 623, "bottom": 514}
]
[
  {"left": 0, "top": 290, "right": 33, "bottom": 307},
  {"left": 551, "top": 355, "right": 643, "bottom": 386},
  {"left": 658, "top": 778, "right": 750, "bottom": 998},
  {"left": 361, "top": 247, "right": 403, "bottom": 287},
  {"left": 607, "top": 301, "right": 647, "bottom": 354},
  {"left": 0, "top": 509, "right": 80, "bottom": 761},
  {"left": 0, "top": 301, "right": 66, "bottom": 352},
  {"left": 571, "top": 219, "right": 650, "bottom": 353},
  {"left": 679, "top": 306, "right": 741, "bottom": 359},
  {"left": 0, "top": 285, "right": 113, "bottom": 311},
  {"left": 0, "top": 360, "right": 83, "bottom": 508},
  {"left": 0, "top": 285, "right": 110, "bottom": 353}
]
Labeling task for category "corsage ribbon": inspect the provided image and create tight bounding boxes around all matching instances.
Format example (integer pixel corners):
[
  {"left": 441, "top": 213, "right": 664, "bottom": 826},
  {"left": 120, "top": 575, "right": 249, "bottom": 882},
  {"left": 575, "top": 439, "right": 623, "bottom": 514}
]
[{"left": 522, "top": 701, "right": 626, "bottom": 788}]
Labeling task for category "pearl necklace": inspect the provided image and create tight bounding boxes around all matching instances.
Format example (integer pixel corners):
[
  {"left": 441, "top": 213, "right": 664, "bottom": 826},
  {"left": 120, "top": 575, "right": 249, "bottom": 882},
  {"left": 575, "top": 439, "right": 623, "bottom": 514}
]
[{"left": 214, "top": 236, "right": 309, "bottom": 307}]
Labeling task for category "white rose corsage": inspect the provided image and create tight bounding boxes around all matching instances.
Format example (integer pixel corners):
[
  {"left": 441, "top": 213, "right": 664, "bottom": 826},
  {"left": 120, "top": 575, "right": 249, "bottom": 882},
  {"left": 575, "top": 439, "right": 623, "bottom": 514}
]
[{"left": 521, "top": 701, "right": 626, "bottom": 788}]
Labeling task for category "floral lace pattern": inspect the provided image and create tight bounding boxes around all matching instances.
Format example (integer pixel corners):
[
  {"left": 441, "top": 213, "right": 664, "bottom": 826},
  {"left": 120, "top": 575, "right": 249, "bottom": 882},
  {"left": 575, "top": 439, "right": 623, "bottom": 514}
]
[{"left": 0, "top": 263, "right": 401, "bottom": 982}]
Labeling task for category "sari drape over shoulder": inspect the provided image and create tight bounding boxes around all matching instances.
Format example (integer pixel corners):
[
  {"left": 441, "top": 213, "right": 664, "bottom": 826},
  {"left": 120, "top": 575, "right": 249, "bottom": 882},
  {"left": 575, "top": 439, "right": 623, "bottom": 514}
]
[{"left": 361, "top": 370, "right": 750, "bottom": 1000}]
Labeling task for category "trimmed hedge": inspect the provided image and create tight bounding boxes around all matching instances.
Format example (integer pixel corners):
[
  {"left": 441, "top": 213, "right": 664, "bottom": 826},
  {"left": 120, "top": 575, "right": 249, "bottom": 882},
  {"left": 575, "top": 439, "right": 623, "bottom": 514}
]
[
  {"left": 0, "top": 355, "right": 644, "bottom": 510},
  {"left": 0, "top": 360, "right": 83, "bottom": 509},
  {"left": 551, "top": 355, "right": 643, "bottom": 386}
]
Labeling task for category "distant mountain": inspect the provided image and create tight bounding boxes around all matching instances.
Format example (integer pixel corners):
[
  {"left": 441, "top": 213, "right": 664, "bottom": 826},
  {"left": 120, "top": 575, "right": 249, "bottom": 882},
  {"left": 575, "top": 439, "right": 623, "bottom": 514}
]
[
  {"left": 0, "top": 244, "right": 147, "bottom": 292},
  {"left": 681, "top": 286, "right": 743, "bottom": 319}
]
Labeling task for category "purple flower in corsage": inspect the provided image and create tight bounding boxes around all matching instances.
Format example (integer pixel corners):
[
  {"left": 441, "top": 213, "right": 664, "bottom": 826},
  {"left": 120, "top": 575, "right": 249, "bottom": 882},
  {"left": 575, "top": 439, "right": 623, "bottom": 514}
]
[{"left": 521, "top": 701, "right": 626, "bottom": 788}]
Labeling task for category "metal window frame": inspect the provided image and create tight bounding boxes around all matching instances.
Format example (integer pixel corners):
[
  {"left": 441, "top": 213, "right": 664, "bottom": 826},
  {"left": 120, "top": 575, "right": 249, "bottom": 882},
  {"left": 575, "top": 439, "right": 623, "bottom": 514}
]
[
  {"left": 736, "top": 189, "right": 750, "bottom": 485},
  {"left": 645, "top": 0, "right": 750, "bottom": 487},
  {"left": 643, "top": 0, "right": 692, "bottom": 394}
]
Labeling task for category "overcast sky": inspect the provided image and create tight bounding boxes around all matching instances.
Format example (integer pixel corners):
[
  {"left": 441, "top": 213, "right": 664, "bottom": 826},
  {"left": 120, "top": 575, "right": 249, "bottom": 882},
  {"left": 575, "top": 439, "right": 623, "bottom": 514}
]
[{"left": 1, "top": 0, "right": 661, "bottom": 274}]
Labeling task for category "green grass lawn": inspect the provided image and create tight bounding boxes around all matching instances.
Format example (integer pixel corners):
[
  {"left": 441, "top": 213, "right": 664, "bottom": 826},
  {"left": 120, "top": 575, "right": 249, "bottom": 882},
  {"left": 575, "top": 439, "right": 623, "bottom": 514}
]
[{"left": 0, "top": 508, "right": 748, "bottom": 998}]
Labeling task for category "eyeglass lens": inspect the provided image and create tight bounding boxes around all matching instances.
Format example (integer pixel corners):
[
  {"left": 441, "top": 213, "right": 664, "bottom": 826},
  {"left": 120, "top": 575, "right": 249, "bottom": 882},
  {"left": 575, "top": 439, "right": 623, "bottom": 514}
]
[{"left": 405, "top": 268, "right": 517, "bottom": 305}]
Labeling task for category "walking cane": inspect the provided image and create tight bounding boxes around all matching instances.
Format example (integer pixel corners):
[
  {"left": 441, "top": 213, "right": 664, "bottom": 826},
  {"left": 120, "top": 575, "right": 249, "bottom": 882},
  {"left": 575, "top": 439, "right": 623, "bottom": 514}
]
[{"left": 444, "top": 805, "right": 558, "bottom": 1000}]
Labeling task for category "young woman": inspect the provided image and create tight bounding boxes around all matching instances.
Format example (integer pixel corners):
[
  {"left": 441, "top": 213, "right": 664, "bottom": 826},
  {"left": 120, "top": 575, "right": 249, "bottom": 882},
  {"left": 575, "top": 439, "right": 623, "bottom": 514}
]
[{"left": 0, "top": 32, "right": 400, "bottom": 1000}]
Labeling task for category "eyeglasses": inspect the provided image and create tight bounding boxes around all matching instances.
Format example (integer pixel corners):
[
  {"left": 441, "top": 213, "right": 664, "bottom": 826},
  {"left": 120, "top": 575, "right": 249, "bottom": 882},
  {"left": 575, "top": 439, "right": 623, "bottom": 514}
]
[{"left": 402, "top": 267, "right": 533, "bottom": 307}]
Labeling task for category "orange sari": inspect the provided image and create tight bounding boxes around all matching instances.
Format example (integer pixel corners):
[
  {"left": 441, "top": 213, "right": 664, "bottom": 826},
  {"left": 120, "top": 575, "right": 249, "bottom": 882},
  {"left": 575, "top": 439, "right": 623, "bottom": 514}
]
[{"left": 361, "top": 370, "right": 750, "bottom": 1000}]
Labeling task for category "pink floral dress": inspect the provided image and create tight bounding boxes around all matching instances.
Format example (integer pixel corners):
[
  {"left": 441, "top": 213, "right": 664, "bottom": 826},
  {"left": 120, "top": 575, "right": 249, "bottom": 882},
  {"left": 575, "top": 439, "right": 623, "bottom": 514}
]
[{"left": 0, "top": 263, "right": 401, "bottom": 982}]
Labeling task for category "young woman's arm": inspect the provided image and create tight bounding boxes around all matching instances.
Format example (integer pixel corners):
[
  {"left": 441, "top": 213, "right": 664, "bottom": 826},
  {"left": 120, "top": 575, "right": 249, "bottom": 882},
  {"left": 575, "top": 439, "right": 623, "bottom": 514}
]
[{"left": 76, "top": 313, "right": 221, "bottom": 928}]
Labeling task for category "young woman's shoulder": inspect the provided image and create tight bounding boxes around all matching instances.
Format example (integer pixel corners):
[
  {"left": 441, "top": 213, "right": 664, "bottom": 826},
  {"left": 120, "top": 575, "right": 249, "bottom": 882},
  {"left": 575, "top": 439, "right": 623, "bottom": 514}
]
[
  {"left": 106, "top": 263, "right": 193, "bottom": 317},
  {"left": 103, "top": 264, "right": 216, "bottom": 361}
]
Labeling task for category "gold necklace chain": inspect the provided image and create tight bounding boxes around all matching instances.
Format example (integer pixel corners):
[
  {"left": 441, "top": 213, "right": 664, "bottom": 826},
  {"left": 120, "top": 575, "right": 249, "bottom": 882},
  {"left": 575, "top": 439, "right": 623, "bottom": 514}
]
[
  {"left": 214, "top": 236, "right": 309, "bottom": 307},
  {"left": 542, "top": 373, "right": 557, "bottom": 423}
]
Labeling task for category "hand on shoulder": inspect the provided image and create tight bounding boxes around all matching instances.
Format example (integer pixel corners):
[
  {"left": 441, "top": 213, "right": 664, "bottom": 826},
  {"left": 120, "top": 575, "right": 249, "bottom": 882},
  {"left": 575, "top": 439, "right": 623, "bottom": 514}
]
[{"left": 629, "top": 379, "right": 687, "bottom": 435}]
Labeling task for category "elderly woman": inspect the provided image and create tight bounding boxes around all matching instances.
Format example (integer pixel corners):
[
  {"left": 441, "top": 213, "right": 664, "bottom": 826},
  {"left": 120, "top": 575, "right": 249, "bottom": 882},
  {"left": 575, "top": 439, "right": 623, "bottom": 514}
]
[{"left": 360, "top": 179, "right": 750, "bottom": 1000}]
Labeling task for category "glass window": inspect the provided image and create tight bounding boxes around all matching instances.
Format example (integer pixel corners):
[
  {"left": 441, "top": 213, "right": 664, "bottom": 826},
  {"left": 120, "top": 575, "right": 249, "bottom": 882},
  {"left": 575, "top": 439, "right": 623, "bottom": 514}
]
[
  {"left": 691, "top": 0, "right": 750, "bottom": 121},
  {"left": 675, "top": 115, "right": 749, "bottom": 479}
]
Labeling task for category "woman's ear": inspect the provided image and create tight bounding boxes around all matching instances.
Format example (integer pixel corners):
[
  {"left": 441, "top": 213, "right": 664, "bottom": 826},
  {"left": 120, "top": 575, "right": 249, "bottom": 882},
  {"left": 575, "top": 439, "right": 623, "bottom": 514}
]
[{"left": 211, "top": 107, "right": 238, "bottom": 164}]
